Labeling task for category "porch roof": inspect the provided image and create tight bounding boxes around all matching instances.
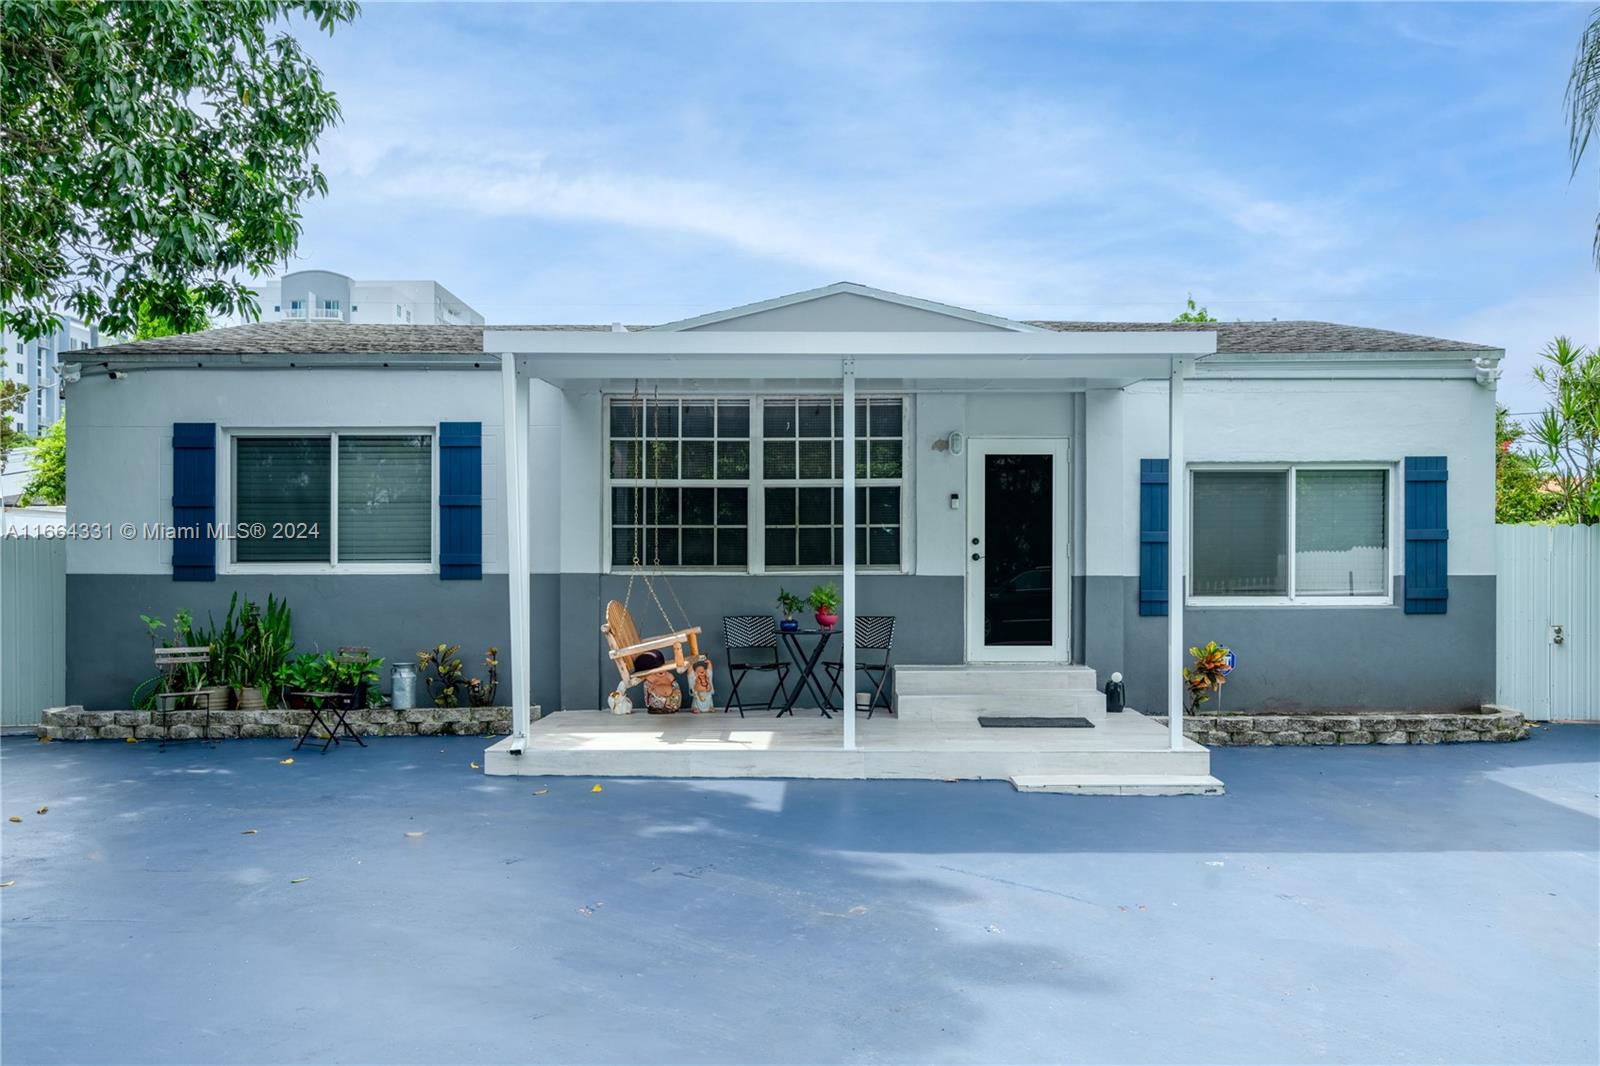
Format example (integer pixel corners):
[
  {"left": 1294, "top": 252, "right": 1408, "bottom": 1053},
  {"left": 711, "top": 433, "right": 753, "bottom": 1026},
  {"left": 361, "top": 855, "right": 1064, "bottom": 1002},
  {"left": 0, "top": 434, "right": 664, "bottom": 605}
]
[{"left": 485, "top": 329, "right": 1216, "bottom": 389}]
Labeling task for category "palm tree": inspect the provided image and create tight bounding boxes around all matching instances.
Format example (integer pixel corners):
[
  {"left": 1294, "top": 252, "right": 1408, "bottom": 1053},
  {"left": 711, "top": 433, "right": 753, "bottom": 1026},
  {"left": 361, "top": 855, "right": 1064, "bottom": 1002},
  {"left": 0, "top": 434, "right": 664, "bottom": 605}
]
[{"left": 1569, "top": 7, "right": 1600, "bottom": 266}]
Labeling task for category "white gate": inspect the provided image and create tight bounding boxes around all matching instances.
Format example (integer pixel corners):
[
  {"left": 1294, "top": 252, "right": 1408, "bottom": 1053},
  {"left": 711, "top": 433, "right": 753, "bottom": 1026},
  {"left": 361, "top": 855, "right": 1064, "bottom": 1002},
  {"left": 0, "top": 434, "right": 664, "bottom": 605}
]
[
  {"left": 1, "top": 534, "right": 67, "bottom": 727},
  {"left": 1496, "top": 524, "right": 1600, "bottom": 721}
]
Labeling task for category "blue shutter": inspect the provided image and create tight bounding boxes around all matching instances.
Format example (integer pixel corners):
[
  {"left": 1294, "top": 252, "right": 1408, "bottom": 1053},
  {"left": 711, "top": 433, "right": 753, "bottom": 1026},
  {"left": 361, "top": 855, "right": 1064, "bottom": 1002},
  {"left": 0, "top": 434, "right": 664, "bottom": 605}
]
[
  {"left": 171, "top": 422, "right": 216, "bottom": 581},
  {"left": 438, "top": 422, "right": 482, "bottom": 580},
  {"left": 1139, "top": 459, "right": 1169, "bottom": 616},
  {"left": 1404, "top": 456, "right": 1448, "bottom": 614}
]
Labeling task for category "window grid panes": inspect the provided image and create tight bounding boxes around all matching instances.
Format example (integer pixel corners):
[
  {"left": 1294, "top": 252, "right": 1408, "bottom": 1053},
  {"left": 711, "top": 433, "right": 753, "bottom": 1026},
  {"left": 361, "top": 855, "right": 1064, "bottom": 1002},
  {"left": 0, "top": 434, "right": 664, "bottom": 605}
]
[
  {"left": 762, "top": 398, "right": 903, "bottom": 569},
  {"left": 233, "top": 433, "right": 433, "bottom": 566},
  {"left": 1190, "top": 466, "right": 1389, "bottom": 601},
  {"left": 608, "top": 398, "right": 750, "bottom": 568}
]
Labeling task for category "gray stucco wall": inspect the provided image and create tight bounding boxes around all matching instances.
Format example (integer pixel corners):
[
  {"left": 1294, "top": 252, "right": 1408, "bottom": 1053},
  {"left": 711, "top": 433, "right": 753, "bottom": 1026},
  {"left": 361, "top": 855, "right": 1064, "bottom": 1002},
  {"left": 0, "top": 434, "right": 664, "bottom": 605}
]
[
  {"left": 1087, "top": 575, "right": 1496, "bottom": 714},
  {"left": 65, "top": 575, "right": 562, "bottom": 713},
  {"left": 66, "top": 573, "right": 962, "bottom": 715}
]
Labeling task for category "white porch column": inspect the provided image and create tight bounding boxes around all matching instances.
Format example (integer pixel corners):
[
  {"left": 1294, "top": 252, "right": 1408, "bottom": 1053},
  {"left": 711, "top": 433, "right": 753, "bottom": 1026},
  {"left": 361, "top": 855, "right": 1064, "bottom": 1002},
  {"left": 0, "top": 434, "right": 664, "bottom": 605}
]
[
  {"left": 500, "top": 353, "right": 533, "bottom": 751},
  {"left": 1167, "top": 358, "right": 1188, "bottom": 751},
  {"left": 840, "top": 360, "right": 857, "bottom": 750}
]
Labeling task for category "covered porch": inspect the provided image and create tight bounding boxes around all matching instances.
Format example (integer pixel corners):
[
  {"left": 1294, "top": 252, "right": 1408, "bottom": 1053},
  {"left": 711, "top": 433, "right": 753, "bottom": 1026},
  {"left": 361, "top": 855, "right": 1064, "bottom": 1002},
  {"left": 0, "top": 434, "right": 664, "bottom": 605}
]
[{"left": 482, "top": 301, "right": 1218, "bottom": 791}]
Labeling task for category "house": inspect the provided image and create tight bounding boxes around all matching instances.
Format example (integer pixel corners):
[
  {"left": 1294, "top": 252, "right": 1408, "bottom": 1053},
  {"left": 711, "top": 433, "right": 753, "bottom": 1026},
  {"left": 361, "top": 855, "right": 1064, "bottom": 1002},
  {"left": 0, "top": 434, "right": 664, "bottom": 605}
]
[{"left": 60, "top": 283, "right": 1501, "bottom": 787}]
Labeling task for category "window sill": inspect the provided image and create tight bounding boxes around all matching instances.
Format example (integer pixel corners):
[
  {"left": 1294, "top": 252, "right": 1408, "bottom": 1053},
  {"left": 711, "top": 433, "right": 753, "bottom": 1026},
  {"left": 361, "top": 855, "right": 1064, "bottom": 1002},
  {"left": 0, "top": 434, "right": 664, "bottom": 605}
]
[
  {"left": 221, "top": 563, "right": 436, "bottom": 577},
  {"left": 1187, "top": 596, "right": 1394, "bottom": 609}
]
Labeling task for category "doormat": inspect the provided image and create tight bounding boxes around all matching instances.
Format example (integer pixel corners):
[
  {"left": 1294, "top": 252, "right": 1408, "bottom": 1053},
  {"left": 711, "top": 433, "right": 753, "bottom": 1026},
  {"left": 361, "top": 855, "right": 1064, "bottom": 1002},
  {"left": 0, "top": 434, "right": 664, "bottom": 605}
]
[{"left": 977, "top": 716, "right": 1094, "bottom": 728}]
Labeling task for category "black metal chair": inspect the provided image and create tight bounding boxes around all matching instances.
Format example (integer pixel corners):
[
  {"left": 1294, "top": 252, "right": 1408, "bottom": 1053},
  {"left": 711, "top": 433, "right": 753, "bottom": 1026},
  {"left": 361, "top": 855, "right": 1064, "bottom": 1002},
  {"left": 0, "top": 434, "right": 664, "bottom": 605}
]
[
  {"left": 722, "top": 615, "right": 792, "bottom": 718},
  {"left": 824, "top": 615, "right": 896, "bottom": 717}
]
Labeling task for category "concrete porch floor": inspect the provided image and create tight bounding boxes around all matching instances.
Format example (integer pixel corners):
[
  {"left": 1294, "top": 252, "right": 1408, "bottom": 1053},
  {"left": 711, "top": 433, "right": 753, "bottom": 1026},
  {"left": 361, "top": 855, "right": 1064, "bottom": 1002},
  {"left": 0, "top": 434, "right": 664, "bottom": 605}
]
[{"left": 484, "top": 708, "right": 1217, "bottom": 791}]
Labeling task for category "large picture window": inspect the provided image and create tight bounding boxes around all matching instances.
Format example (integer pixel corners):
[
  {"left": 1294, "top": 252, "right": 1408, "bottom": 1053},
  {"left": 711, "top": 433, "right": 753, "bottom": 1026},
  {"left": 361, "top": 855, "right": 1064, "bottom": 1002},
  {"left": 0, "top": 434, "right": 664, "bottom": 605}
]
[
  {"left": 1190, "top": 465, "right": 1389, "bottom": 602},
  {"left": 605, "top": 395, "right": 907, "bottom": 571},
  {"left": 609, "top": 399, "right": 750, "bottom": 568},
  {"left": 762, "top": 398, "right": 903, "bottom": 568},
  {"left": 233, "top": 433, "right": 432, "bottom": 565}
]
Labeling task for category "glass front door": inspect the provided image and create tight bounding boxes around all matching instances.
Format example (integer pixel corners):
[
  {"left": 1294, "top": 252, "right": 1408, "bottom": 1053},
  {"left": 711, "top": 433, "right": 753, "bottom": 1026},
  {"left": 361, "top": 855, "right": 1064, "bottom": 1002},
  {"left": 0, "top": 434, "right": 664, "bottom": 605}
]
[{"left": 965, "top": 439, "right": 1069, "bottom": 662}]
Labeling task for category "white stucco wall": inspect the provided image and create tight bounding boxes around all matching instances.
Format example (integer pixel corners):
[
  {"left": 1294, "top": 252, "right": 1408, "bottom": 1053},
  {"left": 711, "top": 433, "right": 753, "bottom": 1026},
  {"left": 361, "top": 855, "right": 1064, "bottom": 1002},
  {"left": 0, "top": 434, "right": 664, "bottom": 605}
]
[
  {"left": 65, "top": 367, "right": 511, "bottom": 575},
  {"left": 1082, "top": 376, "right": 1497, "bottom": 579}
]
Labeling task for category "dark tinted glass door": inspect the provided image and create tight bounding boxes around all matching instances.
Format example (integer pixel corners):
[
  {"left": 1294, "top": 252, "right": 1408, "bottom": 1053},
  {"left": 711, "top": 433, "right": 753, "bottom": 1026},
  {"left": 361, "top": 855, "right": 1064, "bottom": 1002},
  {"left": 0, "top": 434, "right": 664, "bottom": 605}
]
[{"left": 983, "top": 453, "right": 1052, "bottom": 647}]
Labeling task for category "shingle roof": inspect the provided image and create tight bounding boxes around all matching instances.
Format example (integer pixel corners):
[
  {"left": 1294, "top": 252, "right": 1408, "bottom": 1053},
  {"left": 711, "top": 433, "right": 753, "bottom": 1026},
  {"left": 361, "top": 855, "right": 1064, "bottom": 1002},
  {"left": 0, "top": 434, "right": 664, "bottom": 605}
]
[
  {"left": 78, "top": 318, "right": 1498, "bottom": 359},
  {"left": 1026, "top": 320, "right": 1499, "bottom": 354}
]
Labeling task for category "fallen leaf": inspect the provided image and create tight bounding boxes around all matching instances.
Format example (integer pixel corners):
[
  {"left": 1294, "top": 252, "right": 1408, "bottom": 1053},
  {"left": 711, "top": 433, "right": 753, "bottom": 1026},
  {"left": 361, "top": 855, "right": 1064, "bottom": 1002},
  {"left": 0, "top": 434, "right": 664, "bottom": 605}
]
[
  {"left": 36, "top": 807, "right": 48, "bottom": 815},
  {"left": 591, "top": 784, "right": 603, "bottom": 793},
  {"left": 0, "top": 880, "right": 14, "bottom": 888},
  {"left": 531, "top": 788, "right": 549, "bottom": 796},
  {"left": 7, "top": 816, "right": 19, "bottom": 823},
  {"left": 279, "top": 758, "right": 294, "bottom": 765},
  {"left": 404, "top": 831, "right": 425, "bottom": 839},
  {"left": 289, "top": 877, "right": 310, "bottom": 884},
  {"left": 469, "top": 762, "right": 480, "bottom": 770},
  {"left": 37, "top": 736, "right": 50, "bottom": 743},
  {"left": 124, "top": 736, "right": 139, "bottom": 744},
  {"left": 241, "top": 829, "right": 258, "bottom": 835}
]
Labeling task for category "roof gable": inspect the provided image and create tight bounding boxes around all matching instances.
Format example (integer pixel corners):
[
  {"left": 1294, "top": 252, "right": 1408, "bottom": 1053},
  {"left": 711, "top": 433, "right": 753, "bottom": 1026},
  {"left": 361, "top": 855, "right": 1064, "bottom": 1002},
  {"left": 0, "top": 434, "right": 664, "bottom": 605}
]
[{"left": 651, "top": 282, "right": 1040, "bottom": 333}]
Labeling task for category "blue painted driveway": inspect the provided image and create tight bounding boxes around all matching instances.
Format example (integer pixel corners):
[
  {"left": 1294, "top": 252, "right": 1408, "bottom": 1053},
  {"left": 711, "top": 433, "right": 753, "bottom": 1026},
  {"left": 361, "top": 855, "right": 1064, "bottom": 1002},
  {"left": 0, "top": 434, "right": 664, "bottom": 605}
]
[{"left": 2, "top": 726, "right": 1596, "bottom": 1064}]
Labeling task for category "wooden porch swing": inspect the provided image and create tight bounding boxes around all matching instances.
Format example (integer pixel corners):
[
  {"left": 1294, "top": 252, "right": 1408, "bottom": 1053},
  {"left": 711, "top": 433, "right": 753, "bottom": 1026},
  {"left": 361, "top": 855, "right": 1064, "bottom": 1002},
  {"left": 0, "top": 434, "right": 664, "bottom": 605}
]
[{"left": 601, "top": 386, "right": 706, "bottom": 704}]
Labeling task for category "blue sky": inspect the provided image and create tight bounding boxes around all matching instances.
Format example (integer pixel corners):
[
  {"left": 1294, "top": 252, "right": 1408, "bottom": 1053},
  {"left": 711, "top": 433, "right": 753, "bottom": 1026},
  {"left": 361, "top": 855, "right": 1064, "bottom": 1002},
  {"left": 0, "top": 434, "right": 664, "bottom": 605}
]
[{"left": 286, "top": 2, "right": 1597, "bottom": 414}]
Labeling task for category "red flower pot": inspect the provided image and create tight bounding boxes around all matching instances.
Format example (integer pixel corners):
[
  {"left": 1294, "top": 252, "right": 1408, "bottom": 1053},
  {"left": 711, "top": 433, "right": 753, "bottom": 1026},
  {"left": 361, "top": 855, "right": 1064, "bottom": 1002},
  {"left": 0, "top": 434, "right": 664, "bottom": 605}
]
[{"left": 814, "top": 608, "right": 839, "bottom": 630}]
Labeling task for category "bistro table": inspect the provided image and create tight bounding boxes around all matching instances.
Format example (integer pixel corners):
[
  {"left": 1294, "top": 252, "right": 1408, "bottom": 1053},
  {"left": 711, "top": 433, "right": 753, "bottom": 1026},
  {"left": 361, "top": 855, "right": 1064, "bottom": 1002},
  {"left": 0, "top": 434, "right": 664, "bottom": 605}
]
[{"left": 776, "top": 627, "right": 838, "bottom": 717}]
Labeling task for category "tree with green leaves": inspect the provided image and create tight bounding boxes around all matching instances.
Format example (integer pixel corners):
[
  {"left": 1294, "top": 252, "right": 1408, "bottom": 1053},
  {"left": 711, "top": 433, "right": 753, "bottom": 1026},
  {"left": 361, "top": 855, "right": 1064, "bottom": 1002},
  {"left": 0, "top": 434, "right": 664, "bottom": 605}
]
[
  {"left": 19, "top": 417, "right": 65, "bottom": 506},
  {"left": 1528, "top": 337, "right": 1600, "bottom": 524},
  {"left": 0, "top": 0, "right": 360, "bottom": 342},
  {"left": 1495, "top": 405, "right": 1561, "bottom": 524},
  {"left": 1569, "top": 6, "right": 1600, "bottom": 266},
  {"left": 0, "top": 379, "right": 27, "bottom": 473},
  {"left": 1173, "top": 295, "right": 1217, "bottom": 323},
  {"left": 135, "top": 293, "right": 212, "bottom": 341}
]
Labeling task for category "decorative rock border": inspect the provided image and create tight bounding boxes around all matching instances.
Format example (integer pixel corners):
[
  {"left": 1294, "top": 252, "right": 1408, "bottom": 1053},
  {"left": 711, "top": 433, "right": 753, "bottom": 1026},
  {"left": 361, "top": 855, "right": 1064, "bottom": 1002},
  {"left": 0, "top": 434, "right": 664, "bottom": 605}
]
[
  {"left": 1168, "top": 709, "right": 1529, "bottom": 746},
  {"left": 37, "top": 705, "right": 522, "bottom": 741}
]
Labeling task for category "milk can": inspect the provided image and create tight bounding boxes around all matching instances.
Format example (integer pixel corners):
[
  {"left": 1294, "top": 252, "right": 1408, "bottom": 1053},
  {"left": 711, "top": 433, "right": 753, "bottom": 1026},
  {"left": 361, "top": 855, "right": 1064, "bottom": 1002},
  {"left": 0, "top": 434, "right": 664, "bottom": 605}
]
[{"left": 391, "top": 663, "right": 418, "bottom": 710}]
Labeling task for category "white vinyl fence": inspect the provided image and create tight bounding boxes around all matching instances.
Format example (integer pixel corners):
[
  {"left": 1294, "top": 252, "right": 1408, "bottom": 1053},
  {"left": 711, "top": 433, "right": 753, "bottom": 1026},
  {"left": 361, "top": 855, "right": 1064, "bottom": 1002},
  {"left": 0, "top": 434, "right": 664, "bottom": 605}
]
[
  {"left": 0, "top": 534, "right": 67, "bottom": 728},
  {"left": 1496, "top": 524, "right": 1600, "bottom": 721}
]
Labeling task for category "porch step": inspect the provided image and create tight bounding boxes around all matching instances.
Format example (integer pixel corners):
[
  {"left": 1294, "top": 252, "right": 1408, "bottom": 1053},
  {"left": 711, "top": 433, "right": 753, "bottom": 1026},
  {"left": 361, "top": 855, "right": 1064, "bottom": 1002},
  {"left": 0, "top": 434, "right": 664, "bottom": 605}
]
[
  {"left": 1009, "top": 773, "right": 1226, "bottom": 797},
  {"left": 893, "top": 691, "right": 1107, "bottom": 722},
  {"left": 891, "top": 665, "right": 1104, "bottom": 721},
  {"left": 893, "top": 664, "right": 1099, "bottom": 696}
]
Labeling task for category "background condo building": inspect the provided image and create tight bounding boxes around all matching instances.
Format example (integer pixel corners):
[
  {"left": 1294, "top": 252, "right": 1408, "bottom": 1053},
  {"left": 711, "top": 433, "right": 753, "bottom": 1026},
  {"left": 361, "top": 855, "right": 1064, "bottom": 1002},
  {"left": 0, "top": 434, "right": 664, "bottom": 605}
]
[
  {"left": 219, "top": 269, "right": 485, "bottom": 327},
  {"left": 0, "top": 313, "right": 103, "bottom": 435}
]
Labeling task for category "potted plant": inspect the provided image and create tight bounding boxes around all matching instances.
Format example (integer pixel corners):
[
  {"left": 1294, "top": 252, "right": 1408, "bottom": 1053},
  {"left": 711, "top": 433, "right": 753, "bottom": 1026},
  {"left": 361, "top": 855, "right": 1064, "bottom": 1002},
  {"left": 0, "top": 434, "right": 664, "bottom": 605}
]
[
  {"left": 809, "top": 582, "right": 841, "bottom": 630},
  {"left": 417, "top": 643, "right": 465, "bottom": 707},
  {"left": 776, "top": 589, "right": 805, "bottom": 632},
  {"left": 1182, "top": 641, "right": 1231, "bottom": 713},
  {"left": 466, "top": 647, "right": 499, "bottom": 708}
]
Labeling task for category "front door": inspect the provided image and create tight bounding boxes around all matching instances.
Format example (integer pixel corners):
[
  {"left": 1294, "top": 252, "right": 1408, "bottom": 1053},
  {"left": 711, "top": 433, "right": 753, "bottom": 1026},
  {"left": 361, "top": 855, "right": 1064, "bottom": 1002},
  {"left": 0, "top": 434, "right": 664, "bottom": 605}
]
[{"left": 965, "top": 439, "right": 1070, "bottom": 662}]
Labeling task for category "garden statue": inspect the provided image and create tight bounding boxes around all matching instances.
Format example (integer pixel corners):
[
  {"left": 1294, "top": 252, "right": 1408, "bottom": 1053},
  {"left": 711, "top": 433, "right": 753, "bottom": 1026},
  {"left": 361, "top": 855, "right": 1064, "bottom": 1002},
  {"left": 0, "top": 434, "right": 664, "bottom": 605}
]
[
  {"left": 689, "top": 659, "right": 716, "bottom": 714},
  {"left": 608, "top": 687, "right": 633, "bottom": 715},
  {"left": 642, "top": 669, "right": 683, "bottom": 714}
]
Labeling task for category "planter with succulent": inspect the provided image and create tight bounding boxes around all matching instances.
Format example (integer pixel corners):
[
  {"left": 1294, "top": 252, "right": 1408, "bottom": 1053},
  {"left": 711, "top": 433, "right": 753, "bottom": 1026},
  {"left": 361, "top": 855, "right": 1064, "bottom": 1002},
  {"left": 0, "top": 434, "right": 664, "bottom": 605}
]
[
  {"left": 226, "top": 594, "right": 294, "bottom": 709},
  {"left": 776, "top": 589, "right": 805, "bottom": 631},
  {"left": 809, "top": 582, "right": 841, "bottom": 629}
]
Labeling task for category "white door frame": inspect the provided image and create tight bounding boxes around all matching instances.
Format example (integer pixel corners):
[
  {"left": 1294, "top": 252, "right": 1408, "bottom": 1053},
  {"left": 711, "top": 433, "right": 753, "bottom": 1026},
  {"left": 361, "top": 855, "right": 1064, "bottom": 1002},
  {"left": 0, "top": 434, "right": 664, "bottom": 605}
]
[{"left": 964, "top": 437, "right": 1071, "bottom": 663}]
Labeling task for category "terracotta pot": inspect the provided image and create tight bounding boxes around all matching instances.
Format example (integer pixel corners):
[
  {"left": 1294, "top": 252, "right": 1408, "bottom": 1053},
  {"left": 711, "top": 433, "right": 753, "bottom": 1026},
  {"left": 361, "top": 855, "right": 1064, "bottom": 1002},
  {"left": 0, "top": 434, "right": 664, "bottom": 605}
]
[{"left": 814, "top": 608, "right": 839, "bottom": 629}]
